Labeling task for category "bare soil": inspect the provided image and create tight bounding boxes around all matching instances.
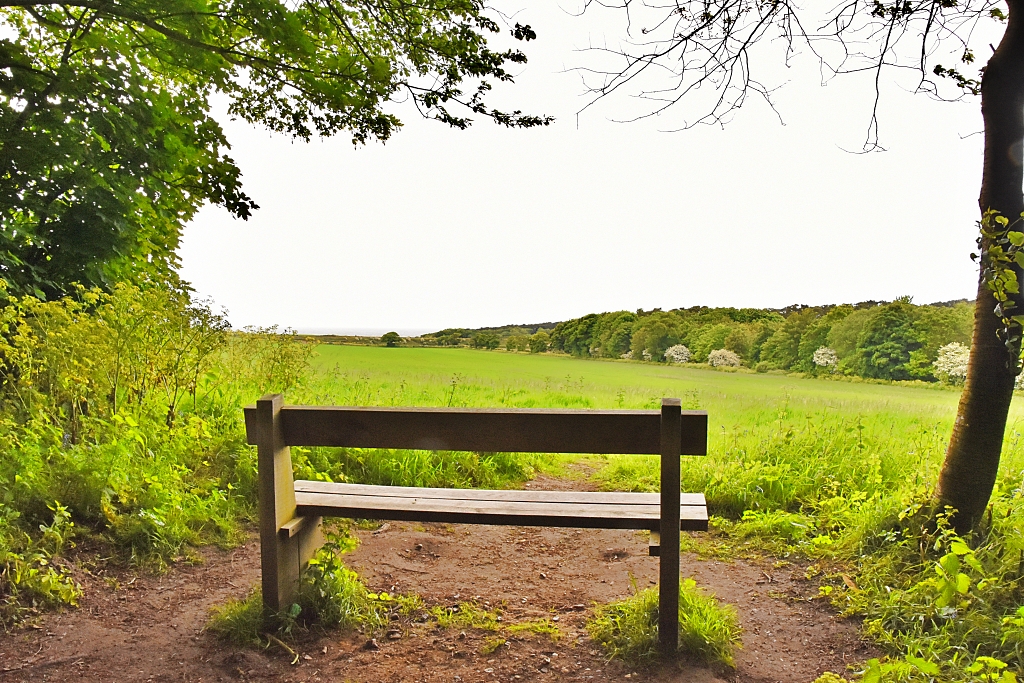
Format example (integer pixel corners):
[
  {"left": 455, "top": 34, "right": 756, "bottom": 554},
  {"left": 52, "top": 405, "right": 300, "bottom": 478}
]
[{"left": 0, "top": 476, "right": 876, "bottom": 683}]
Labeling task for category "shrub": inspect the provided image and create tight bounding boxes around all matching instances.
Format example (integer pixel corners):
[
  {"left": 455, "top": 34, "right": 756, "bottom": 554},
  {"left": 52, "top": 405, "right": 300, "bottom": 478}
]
[
  {"left": 933, "top": 342, "right": 969, "bottom": 385},
  {"left": 380, "top": 331, "right": 401, "bottom": 347},
  {"left": 708, "top": 349, "right": 741, "bottom": 367},
  {"left": 587, "top": 578, "right": 741, "bottom": 665},
  {"left": 665, "top": 344, "right": 692, "bottom": 363},
  {"left": 812, "top": 346, "right": 838, "bottom": 370}
]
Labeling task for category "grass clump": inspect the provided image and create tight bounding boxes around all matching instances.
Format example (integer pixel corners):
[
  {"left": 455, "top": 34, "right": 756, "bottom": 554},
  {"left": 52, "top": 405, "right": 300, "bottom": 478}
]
[
  {"left": 207, "top": 589, "right": 266, "bottom": 647},
  {"left": 587, "top": 578, "right": 741, "bottom": 665},
  {"left": 428, "top": 601, "right": 501, "bottom": 630},
  {"left": 505, "top": 617, "right": 561, "bottom": 640}
]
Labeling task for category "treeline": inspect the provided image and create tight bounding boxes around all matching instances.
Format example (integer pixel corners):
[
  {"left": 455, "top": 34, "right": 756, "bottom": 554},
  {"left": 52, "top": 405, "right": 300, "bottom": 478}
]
[
  {"left": 419, "top": 322, "right": 557, "bottom": 349},
  {"left": 546, "top": 299, "right": 972, "bottom": 381}
]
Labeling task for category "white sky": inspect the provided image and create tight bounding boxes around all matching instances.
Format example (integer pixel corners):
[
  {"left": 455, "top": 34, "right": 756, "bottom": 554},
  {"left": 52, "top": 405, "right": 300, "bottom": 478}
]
[{"left": 179, "top": 2, "right": 993, "bottom": 336}]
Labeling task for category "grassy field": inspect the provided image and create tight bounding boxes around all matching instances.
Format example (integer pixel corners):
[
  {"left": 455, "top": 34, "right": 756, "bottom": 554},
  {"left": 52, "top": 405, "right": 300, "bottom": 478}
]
[
  {"left": 306, "top": 346, "right": 1024, "bottom": 501},
  {"left": 301, "top": 345, "right": 1024, "bottom": 679}
]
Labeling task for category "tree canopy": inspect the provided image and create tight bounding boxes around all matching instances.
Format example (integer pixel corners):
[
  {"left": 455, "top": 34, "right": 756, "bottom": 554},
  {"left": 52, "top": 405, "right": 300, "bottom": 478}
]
[{"left": 0, "top": 1, "right": 548, "bottom": 298}]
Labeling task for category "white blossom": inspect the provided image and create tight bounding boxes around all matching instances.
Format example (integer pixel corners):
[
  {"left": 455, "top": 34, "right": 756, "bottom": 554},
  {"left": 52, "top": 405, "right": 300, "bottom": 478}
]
[
  {"left": 933, "top": 342, "right": 970, "bottom": 385},
  {"left": 664, "top": 344, "right": 692, "bottom": 363},
  {"left": 812, "top": 346, "right": 838, "bottom": 369},
  {"left": 708, "top": 348, "right": 741, "bottom": 367},
  {"left": 641, "top": 350, "right": 652, "bottom": 361},
  {"left": 621, "top": 351, "right": 633, "bottom": 360}
]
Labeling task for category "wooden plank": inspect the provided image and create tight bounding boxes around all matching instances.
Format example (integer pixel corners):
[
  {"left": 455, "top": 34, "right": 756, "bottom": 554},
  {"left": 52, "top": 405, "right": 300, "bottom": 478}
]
[
  {"left": 279, "top": 515, "right": 309, "bottom": 539},
  {"left": 244, "top": 405, "right": 708, "bottom": 455},
  {"left": 294, "top": 480, "right": 707, "bottom": 507},
  {"left": 255, "top": 394, "right": 302, "bottom": 613},
  {"left": 659, "top": 398, "right": 682, "bottom": 658},
  {"left": 294, "top": 490, "right": 708, "bottom": 531}
]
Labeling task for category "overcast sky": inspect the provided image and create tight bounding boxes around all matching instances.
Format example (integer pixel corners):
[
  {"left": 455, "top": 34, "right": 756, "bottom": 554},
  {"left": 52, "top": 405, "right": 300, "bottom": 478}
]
[{"left": 179, "top": 2, "right": 993, "bottom": 336}]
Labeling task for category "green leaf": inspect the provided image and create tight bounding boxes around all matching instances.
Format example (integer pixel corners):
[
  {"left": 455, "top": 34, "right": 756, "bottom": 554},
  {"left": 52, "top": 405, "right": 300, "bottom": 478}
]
[
  {"left": 861, "top": 659, "right": 883, "bottom": 683},
  {"left": 905, "top": 655, "right": 941, "bottom": 675},
  {"left": 950, "top": 540, "right": 971, "bottom": 556},
  {"left": 956, "top": 572, "right": 971, "bottom": 594},
  {"left": 1008, "top": 231, "right": 1024, "bottom": 246}
]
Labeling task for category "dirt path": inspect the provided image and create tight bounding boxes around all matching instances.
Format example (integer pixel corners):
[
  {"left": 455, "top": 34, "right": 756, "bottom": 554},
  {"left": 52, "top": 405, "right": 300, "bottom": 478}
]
[{"left": 0, "top": 477, "right": 875, "bottom": 683}]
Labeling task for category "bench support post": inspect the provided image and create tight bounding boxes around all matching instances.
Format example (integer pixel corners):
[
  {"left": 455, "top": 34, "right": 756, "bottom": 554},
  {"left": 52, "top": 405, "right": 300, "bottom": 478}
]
[
  {"left": 256, "top": 394, "right": 324, "bottom": 616},
  {"left": 658, "top": 398, "right": 682, "bottom": 659}
]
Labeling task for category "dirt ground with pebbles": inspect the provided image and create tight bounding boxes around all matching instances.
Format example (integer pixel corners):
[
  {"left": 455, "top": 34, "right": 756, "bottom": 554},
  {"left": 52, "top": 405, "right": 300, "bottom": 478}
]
[{"left": 0, "top": 476, "right": 876, "bottom": 683}]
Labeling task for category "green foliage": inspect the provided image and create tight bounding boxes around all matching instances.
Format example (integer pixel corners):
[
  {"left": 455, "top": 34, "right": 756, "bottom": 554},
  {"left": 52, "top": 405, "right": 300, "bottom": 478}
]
[
  {"left": 472, "top": 332, "right": 500, "bottom": 349},
  {"left": 541, "top": 301, "right": 969, "bottom": 380},
  {"left": 854, "top": 302, "right": 926, "bottom": 380},
  {"left": 528, "top": 330, "right": 550, "bottom": 354},
  {"left": 0, "top": 1, "right": 548, "bottom": 298},
  {"left": 0, "top": 282, "right": 318, "bottom": 621},
  {"left": 296, "top": 536, "right": 387, "bottom": 631},
  {"left": 380, "top": 332, "right": 402, "bottom": 348},
  {"left": 208, "top": 535, "right": 386, "bottom": 645},
  {"left": 587, "top": 577, "right": 741, "bottom": 665}
]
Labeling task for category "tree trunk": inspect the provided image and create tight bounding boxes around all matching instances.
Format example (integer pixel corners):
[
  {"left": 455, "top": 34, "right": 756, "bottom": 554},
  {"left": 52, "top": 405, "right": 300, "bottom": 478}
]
[{"left": 934, "top": 0, "right": 1024, "bottom": 532}]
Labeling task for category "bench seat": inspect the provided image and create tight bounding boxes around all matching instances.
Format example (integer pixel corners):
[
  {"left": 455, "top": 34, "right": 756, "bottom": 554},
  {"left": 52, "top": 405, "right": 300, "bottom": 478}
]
[{"left": 293, "top": 480, "right": 709, "bottom": 531}]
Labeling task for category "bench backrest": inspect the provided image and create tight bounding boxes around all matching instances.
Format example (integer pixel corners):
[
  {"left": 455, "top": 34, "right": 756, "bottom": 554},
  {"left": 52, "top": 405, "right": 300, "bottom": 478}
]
[{"left": 243, "top": 404, "right": 708, "bottom": 455}]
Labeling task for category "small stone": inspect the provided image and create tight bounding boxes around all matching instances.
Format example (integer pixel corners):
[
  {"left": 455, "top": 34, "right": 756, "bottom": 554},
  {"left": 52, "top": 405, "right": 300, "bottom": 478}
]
[
  {"left": 458, "top": 631, "right": 467, "bottom": 640},
  {"left": 415, "top": 543, "right": 423, "bottom": 551},
  {"left": 540, "top": 572, "right": 547, "bottom": 579},
  {"left": 484, "top": 668, "right": 494, "bottom": 673},
  {"left": 362, "top": 638, "right": 380, "bottom": 651},
  {"left": 539, "top": 667, "right": 549, "bottom": 674},
  {"left": 302, "top": 654, "right": 312, "bottom": 660},
  {"left": 387, "top": 630, "right": 402, "bottom": 640},
  {"left": 552, "top": 616, "right": 559, "bottom": 622}
]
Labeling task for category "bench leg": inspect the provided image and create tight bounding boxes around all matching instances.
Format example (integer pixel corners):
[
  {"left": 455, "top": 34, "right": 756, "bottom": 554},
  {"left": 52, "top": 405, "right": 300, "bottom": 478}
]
[
  {"left": 659, "top": 398, "right": 682, "bottom": 659},
  {"left": 256, "top": 394, "right": 325, "bottom": 617}
]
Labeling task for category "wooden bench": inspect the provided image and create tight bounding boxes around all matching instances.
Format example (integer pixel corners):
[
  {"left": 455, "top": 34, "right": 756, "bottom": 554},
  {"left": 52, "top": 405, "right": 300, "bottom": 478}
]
[{"left": 244, "top": 394, "right": 708, "bottom": 657}]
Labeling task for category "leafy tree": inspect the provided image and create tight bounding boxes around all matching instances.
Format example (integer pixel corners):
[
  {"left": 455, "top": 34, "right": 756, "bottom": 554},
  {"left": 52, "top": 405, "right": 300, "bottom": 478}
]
[
  {"left": 758, "top": 309, "right": 816, "bottom": 371},
  {"left": 528, "top": 330, "right": 549, "bottom": 354},
  {"left": 550, "top": 314, "right": 599, "bottom": 356},
  {"left": 0, "top": 1, "right": 548, "bottom": 298},
  {"left": 505, "top": 334, "right": 529, "bottom": 352},
  {"left": 630, "top": 312, "right": 681, "bottom": 360},
  {"left": 471, "top": 332, "right": 499, "bottom": 349},
  {"left": 380, "top": 332, "right": 401, "bottom": 347},
  {"left": 585, "top": 0, "right": 1024, "bottom": 528},
  {"left": 854, "top": 302, "right": 924, "bottom": 380},
  {"left": 796, "top": 307, "right": 853, "bottom": 372}
]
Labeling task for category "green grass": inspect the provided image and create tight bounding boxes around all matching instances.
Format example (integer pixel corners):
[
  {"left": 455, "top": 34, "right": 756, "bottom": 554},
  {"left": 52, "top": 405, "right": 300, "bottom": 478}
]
[{"left": 587, "top": 577, "right": 742, "bottom": 665}]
